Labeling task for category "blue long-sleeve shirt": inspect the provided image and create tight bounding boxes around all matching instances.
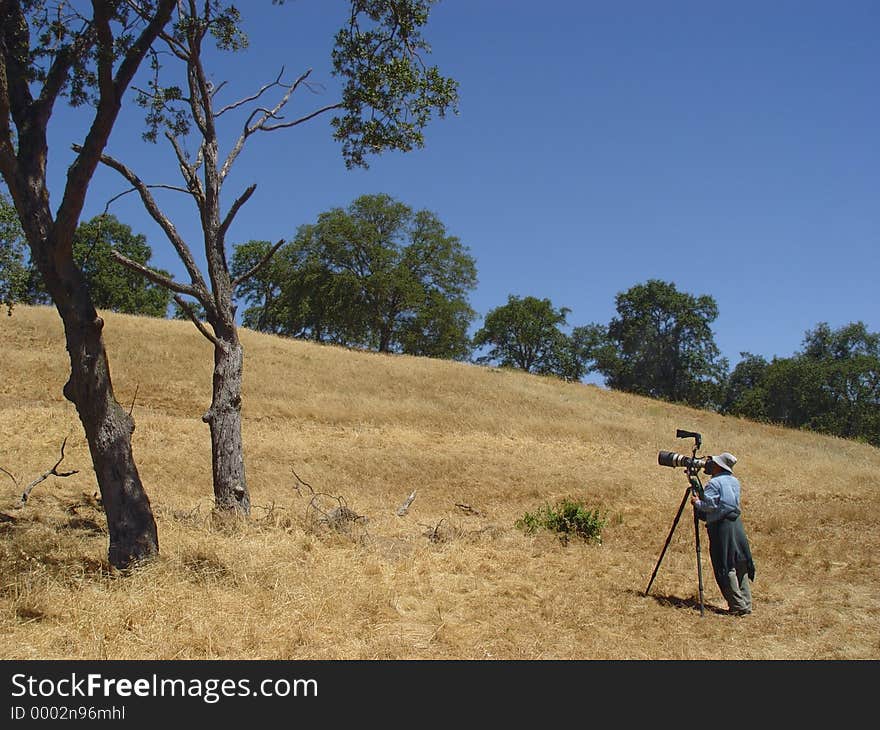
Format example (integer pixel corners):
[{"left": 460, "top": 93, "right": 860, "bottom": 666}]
[{"left": 694, "top": 473, "right": 742, "bottom": 524}]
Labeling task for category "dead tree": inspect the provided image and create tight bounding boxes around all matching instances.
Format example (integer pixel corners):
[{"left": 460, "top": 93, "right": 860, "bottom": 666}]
[
  {"left": 90, "top": 1, "right": 456, "bottom": 515},
  {"left": 86, "top": 6, "right": 320, "bottom": 515},
  {"left": 0, "top": 1, "right": 177, "bottom": 568}
]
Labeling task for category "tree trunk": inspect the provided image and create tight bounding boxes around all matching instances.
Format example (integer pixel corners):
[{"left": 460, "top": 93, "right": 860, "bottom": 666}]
[
  {"left": 203, "top": 327, "right": 249, "bottom": 514},
  {"left": 34, "top": 232, "right": 159, "bottom": 569},
  {"left": 64, "top": 314, "right": 159, "bottom": 567}
]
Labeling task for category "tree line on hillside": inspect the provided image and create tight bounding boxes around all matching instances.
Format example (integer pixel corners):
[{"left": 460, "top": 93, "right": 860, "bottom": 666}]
[
  {"left": 4, "top": 190, "right": 878, "bottom": 448},
  {"left": 469, "top": 282, "right": 878, "bottom": 448}
]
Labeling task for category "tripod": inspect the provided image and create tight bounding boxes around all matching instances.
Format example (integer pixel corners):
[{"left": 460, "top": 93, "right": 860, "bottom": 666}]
[{"left": 644, "top": 434, "right": 706, "bottom": 616}]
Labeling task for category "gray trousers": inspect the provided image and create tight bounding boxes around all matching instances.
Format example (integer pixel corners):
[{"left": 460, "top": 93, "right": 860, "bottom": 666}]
[{"left": 720, "top": 560, "right": 752, "bottom": 614}]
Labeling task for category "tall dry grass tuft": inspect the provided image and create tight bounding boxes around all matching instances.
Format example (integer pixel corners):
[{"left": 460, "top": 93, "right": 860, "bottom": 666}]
[{"left": 1, "top": 305, "right": 878, "bottom": 659}]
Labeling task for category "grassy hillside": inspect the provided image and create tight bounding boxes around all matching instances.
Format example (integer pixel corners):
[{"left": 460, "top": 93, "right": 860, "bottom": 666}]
[{"left": 1, "top": 305, "right": 878, "bottom": 659}]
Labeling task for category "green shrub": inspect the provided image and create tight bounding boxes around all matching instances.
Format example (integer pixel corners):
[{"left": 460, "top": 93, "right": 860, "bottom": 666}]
[{"left": 516, "top": 498, "right": 607, "bottom": 545}]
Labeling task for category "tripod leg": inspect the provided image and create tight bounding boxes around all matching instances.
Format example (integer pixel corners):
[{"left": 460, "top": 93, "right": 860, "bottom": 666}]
[
  {"left": 694, "top": 511, "right": 705, "bottom": 616},
  {"left": 644, "top": 488, "right": 690, "bottom": 596}
]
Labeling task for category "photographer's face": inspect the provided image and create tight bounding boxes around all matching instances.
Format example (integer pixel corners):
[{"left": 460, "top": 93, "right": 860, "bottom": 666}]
[{"left": 704, "top": 461, "right": 716, "bottom": 476}]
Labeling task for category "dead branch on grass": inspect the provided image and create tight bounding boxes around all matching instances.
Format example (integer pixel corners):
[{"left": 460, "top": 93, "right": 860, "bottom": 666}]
[
  {"left": 291, "top": 469, "right": 316, "bottom": 496},
  {"left": 420, "top": 518, "right": 447, "bottom": 543},
  {"left": 5, "top": 439, "right": 79, "bottom": 508},
  {"left": 396, "top": 490, "right": 417, "bottom": 516},
  {"left": 127, "top": 383, "right": 140, "bottom": 416},
  {"left": 291, "top": 469, "right": 368, "bottom": 539},
  {"left": 455, "top": 502, "right": 482, "bottom": 517}
]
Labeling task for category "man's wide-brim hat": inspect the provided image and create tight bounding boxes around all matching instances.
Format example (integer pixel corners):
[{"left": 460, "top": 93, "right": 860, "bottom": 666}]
[{"left": 710, "top": 452, "right": 737, "bottom": 472}]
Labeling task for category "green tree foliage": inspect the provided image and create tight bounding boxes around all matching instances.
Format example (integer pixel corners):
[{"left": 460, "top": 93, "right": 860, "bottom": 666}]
[
  {"left": 473, "top": 295, "right": 589, "bottom": 380},
  {"left": 721, "top": 352, "right": 770, "bottom": 418},
  {"left": 329, "top": 0, "right": 459, "bottom": 168},
  {"left": 586, "top": 280, "right": 728, "bottom": 407},
  {"left": 72, "top": 216, "right": 172, "bottom": 317},
  {"left": 0, "top": 192, "right": 29, "bottom": 314},
  {"left": 232, "top": 194, "right": 478, "bottom": 359},
  {"left": 724, "top": 323, "right": 880, "bottom": 445},
  {"left": 229, "top": 240, "right": 290, "bottom": 333}
]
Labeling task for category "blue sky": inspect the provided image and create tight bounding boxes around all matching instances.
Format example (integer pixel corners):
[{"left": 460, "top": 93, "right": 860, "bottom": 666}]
[{"left": 47, "top": 0, "right": 879, "bottom": 380}]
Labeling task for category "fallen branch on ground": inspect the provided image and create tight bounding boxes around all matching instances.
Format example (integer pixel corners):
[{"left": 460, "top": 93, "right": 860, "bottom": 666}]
[
  {"left": 396, "top": 490, "right": 417, "bottom": 516},
  {"left": 420, "top": 518, "right": 447, "bottom": 543},
  {"left": 4, "top": 439, "right": 79, "bottom": 508},
  {"left": 291, "top": 468, "right": 368, "bottom": 538},
  {"left": 455, "top": 502, "right": 482, "bottom": 517}
]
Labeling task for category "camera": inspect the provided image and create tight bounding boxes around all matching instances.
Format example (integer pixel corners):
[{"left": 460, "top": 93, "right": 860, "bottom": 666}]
[
  {"left": 657, "top": 430, "right": 708, "bottom": 472},
  {"left": 657, "top": 450, "right": 708, "bottom": 471}
]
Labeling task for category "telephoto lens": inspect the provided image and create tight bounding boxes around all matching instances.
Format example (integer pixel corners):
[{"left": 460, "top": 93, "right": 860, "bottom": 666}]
[{"left": 657, "top": 451, "right": 708, "bottom": 470}]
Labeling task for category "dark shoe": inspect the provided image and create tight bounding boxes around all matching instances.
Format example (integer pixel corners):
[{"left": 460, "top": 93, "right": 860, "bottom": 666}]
[{"left": 730, "top": 608, "right": 751, "bottom": 616}]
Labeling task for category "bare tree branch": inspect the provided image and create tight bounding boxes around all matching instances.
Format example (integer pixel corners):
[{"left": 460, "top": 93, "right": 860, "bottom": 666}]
[
  {"left": 210, "top": 79, "right": 228, "bottom": 100},
  {"left": 111, "top": 250, "right": 204, "bottom": 301},
  {"left": 77, "top": 144, "right": 210, "bottom": 294},
  {"left": 0, "top": 466, "right": 17, "bottom": 488},
  {"left": 232, "top": 238, "right": 286, "bottom": 287},
  {"left": 101, "top": 184, "right": 193, "bottom": 217},
  {"left": 220, "top": 68, "right": 330, "bottom": 180},
  {"left": 173, "top": 294, "right": 220, "bottom": 346},
  {"left": 291, "top": 469, "right": 316, "bottom": 496},
  {"left": 184, "top": 26, "right": 214, "bottom": 141},
  {"left": 164, "top": 131, "right": 204, "bottom": 201},
  {"left": 155, "top": 25, "right": 191, "bottom": 62},
  {"left": 396, "top": 490, "right": 417, "bottom": 516},
  {"left": 17, "top": 438, "right": 79, "bottom": 507},
  {"left": 218, "top": 183, "right": 257, "bottom": 243},
  {"left": 420, "top": 518, "right": 446, "bottom": 543},
  {"left": 127, "top": 383, "right": 140, "bottom": 417},
  {"left": 215, "top": 67, "right": 286, "bottom": 117},
  {"left": 260, "top": 102, "right": 344, "bottom": 132}
]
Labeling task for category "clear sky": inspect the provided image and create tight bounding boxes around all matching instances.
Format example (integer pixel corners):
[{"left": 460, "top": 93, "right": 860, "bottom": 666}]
[{"left": 48, "top": 0, "right": 879, "bottom": 381}]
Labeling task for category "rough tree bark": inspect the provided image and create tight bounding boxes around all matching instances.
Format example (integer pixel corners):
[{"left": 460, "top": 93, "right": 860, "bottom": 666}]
[
  {"left": 205, "top": 323, "right": 248, "bottom": 512},
  {"left": 0, "top": 1, "right": 176, "bottom": 568}
]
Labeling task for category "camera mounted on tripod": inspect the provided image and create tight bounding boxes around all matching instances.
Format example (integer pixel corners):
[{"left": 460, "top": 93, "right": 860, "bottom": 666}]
[{"left": 645, "top": 428, "right": 710, "bottom": 614}]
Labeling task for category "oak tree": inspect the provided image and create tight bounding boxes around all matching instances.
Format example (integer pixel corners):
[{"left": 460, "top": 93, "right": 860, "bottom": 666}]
[
  {"left": 473, "top": 295, "right": 589, "bottom": 380},
  {"left": 234, "top": 194, "right": 477, "bottom": 360},
  {"left": 0, "top": 0, "right": 177, "bottom": 568},
  {"left": 586, "top": 280, "right": 728, "bottom": 408}
]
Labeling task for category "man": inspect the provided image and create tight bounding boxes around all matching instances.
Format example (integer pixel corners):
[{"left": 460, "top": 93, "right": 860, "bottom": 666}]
[{"left": 690, "top": 452, "right": 756, "bottom": 616}]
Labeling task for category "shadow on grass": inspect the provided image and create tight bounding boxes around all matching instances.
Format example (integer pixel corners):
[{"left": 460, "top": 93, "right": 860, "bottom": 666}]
[{"left": 627, "top": 588, "right": 728, "bottom": 615}]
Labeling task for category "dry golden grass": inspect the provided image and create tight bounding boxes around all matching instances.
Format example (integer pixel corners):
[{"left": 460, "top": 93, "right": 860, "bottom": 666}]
[{"left": 1, "top": 305, "right": 878, "bottom": 660}]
